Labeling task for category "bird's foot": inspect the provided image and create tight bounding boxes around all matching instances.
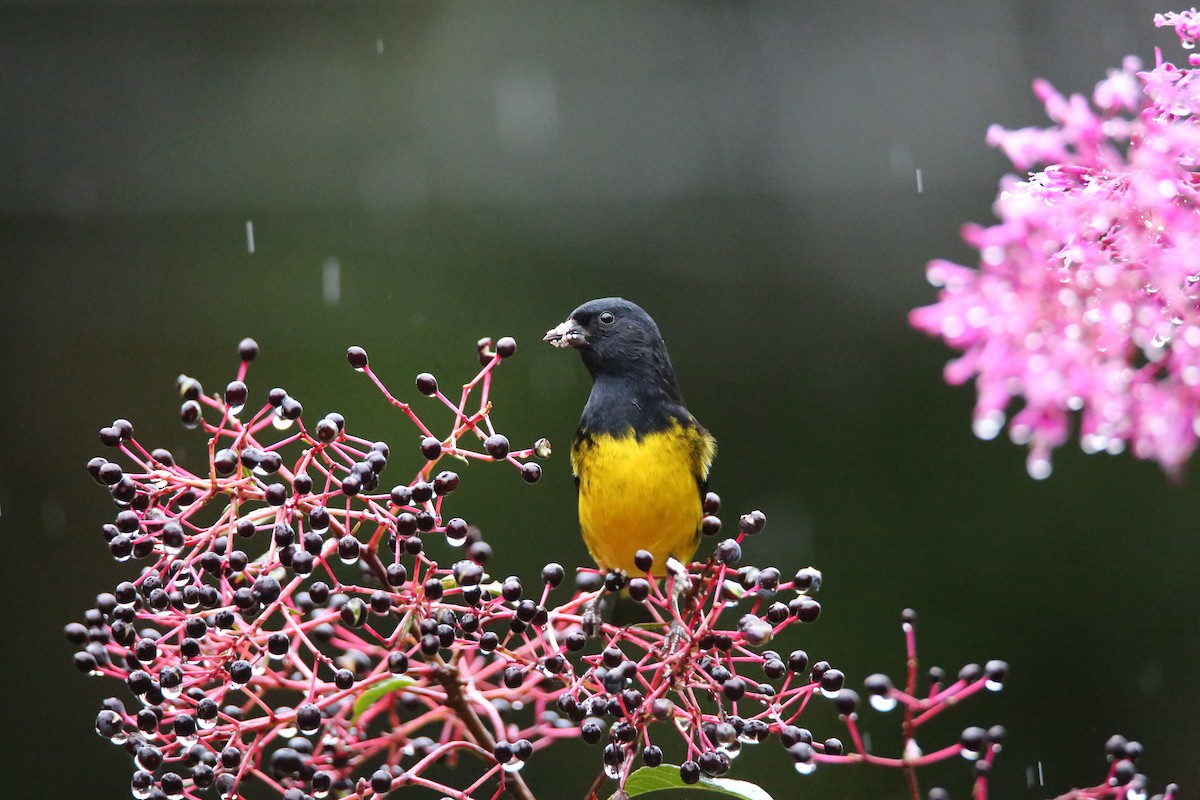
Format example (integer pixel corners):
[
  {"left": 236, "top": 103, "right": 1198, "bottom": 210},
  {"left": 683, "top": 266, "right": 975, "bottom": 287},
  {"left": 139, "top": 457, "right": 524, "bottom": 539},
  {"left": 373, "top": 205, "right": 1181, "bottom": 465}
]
[
  {"left": 663, "top": 619, "right": 691, "bottom": 654},
  {"left": 583, "top": 595, "right": 605, "bottom": 638},
  {"left": 661, "top": 556, "right": 693, "bottom": 654}
]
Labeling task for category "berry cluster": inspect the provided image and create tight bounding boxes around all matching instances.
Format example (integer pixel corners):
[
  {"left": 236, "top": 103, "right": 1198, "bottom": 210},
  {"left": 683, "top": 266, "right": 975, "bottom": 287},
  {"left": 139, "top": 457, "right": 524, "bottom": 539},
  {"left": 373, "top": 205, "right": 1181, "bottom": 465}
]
[{"left": 67, "top": 337, "right": 1168, "bottom": 800}]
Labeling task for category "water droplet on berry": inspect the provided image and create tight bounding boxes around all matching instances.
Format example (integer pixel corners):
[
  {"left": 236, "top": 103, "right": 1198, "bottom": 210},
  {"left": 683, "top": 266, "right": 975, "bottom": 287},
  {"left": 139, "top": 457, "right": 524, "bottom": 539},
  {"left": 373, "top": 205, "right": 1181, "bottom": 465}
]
[
  {"left": 869, "top": 695, "right": 897, "bottom": 712},
  {"left": 794, "top": 761, "right": 817, "bottom": 775}
]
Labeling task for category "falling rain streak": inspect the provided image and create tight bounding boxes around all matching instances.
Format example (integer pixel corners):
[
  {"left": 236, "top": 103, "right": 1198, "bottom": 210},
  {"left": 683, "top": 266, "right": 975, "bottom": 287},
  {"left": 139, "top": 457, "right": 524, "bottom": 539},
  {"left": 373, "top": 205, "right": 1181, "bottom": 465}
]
[
  {"left": 916, "top": 168, "right": 924, "bottom": 193},
  {"left": 323, "top": 258, "right": 341, "bottom": 305},
  {"left": 245, "top": 220, "right": 256, "bottom": 254}
]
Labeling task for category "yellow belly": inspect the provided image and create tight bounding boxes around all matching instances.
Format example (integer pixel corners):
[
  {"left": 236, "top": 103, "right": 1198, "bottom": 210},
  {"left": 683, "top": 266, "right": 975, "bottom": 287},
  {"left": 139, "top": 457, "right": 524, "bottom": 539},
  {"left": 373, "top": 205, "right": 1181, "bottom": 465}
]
[{"left": 572, "top": 423, "right": 712, "bottom": 575}]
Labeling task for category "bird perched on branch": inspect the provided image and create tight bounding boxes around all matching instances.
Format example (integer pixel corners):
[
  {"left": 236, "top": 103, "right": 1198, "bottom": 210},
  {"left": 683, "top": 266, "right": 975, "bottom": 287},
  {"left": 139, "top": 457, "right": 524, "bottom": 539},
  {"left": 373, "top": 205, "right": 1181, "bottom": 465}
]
[{"left": 544, "top": 298, "right": 716, "bottom": 582}]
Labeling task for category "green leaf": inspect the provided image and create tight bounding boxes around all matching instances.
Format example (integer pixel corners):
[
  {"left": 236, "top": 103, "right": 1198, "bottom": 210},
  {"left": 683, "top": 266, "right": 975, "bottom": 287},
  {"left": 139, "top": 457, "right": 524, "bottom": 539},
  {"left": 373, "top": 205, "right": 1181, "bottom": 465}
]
[
  {"left": 351, "top": 675, "right": 416, "bottom": 722},
  {"left": 617, "top": 766, "right": 774, "bottom": 800}
]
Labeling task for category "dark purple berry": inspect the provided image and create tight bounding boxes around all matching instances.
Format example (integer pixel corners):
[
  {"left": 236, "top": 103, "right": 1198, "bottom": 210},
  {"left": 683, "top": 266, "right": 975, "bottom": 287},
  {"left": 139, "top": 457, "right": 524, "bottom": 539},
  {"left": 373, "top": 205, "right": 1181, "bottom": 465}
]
[
  {"left": 715, "top": 538, "right": 741, "bottom": 565},
  {"left": 433, "top": 470, "right": 459, "bottom": 495},
  {"left": 346, "top": 346, "right": 368, "bottom": 370},
  {"left": 369, "top": 768, "right": 391, "bottom": 794},
  {"left": 225, "top": 381, "right": 248, "bottom": 408},
  {"left": 739, "top": 509, "right": 766, "bottom": 534},
  {"left": 791, "top": 598, "right": 821, "bottom": 623},
  {"left": 484, "top": 434, "right": 510, "bottom": 459},
  {"left": 415, "top": 373, "right": 437, "bottom": 396},
  {"left": 541, "top": 562, "right": 564, "bottom": 587},
  {"left": 213, "top": 449, "right": 238, "bottom": 477},
  {"left": 420, "top": 437, "right": 441, "bottom": 460}
]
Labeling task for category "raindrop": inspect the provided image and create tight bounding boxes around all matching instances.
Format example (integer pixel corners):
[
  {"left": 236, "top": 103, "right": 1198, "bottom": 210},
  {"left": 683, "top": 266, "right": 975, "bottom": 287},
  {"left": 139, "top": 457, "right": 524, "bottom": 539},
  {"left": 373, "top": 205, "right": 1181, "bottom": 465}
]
[
  {"left": 323, "top": 258, "right": 341, "bottom": 305},
  {"left": 869, "top": 695, "right": 897, "bottom": 712},
  {"left": 245, "top": 220, "right": 255, "bottom": 254},
  {"left": 794, "top": 762, "right": 817, "bottom": 775},
  {"left": 972, "top": 410, "right": 1004, "bottom": 441},
  {"left": 1026, "top": 456, "right": 1052, "bottom": 480}
]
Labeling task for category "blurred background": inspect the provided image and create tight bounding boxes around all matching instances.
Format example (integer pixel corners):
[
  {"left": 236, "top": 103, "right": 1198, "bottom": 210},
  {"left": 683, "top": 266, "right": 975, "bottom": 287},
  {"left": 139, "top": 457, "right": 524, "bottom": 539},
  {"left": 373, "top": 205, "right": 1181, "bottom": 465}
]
[{"left": 2, "top": 1, "right": 1197, "bottom": 797}]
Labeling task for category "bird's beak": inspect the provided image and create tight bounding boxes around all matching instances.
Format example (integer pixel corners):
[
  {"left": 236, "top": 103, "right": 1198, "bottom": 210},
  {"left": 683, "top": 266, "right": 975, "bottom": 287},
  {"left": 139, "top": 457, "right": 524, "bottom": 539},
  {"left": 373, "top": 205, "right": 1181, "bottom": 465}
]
[{"left": 544, "top": 318, "right": 587, "bottom": 348}]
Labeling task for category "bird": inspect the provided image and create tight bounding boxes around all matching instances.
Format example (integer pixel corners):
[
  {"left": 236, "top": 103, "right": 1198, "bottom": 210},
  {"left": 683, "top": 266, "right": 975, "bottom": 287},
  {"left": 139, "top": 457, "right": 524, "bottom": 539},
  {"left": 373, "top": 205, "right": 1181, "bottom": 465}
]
[{"left": 544, "top": 297, "right": 716, "bottom": 579}]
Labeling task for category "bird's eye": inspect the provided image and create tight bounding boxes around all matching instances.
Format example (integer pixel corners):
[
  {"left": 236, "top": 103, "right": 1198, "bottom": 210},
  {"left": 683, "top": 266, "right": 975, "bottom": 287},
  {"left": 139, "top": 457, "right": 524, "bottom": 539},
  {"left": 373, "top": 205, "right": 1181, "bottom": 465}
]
[{"left": 599, "top": 311, "right": 615, "bottom": 325}]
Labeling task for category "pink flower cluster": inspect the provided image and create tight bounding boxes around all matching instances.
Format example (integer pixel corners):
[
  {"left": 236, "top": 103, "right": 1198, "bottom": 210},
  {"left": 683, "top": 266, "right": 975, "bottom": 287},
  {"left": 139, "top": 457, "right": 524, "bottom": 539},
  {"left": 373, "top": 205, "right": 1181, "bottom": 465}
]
[{"left": 911, "top": 10, "right": 1200, "bottom": 477}]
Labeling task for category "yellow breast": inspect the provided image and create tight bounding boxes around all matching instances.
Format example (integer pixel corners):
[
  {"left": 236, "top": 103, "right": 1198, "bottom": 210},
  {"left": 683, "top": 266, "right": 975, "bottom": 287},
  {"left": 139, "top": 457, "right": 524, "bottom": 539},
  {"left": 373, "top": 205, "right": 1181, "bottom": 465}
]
[{"left": 572, "top": 420, "right": 714, "bottom": 575}]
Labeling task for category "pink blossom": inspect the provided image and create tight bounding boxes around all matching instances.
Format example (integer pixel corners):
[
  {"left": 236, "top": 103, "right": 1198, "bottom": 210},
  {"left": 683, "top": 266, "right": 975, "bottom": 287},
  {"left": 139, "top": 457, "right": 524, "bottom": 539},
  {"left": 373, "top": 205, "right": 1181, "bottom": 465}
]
[{"left": 911, "top": 14, "right": 1200, "bottom": 477}]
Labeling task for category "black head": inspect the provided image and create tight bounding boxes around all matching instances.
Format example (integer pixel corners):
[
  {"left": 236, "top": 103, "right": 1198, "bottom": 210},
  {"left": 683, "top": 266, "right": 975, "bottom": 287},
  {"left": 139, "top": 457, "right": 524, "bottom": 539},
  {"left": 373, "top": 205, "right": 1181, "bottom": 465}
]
[{"left": 544, "top": 297, "right": 678, "bottom": 383}]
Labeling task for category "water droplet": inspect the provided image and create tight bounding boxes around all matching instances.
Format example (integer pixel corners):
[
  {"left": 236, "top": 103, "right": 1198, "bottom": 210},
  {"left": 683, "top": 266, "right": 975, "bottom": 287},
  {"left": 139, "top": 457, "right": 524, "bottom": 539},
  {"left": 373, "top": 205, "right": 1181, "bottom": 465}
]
[
  {"left": 445, "top": 530, "right": 467, "bottom": 547},
  {"left": 271, "top": 412, "right": 295, "bottom": 431},
  {"left": 794, "top": 762, "right": 817, "bottom": 775},
  {"left": 961, "top": 747, "right": 981, "bottom": 761},
  {"left": 985, "top": 679, "right": 1004, "bottom": 692},
  {"left": 1026, "top": 456, "right": 1052, "bottom": 480},
  {"left": 941, "top": 315, "right": 965, "bottom": 339},
  {"left": 972, "top": 410, "right": 1004, "bottom": 441},
  {"left": 163, "top": 684, "right": 182, "bottom": 701},
  {"left": 819, "top": 687, "right": 841, "bottom": 699},
  {"left": 198, "top": 716, "right": 216, "bottom": 731},
  {"left": 869, "top": 695, "right": 897, "bottom": 712},
  {"left": 229, "top": 403, "right": 246, "bottom": 416},
  {"left": 602, "top": 761, "right": 620, "bottom": 780}
]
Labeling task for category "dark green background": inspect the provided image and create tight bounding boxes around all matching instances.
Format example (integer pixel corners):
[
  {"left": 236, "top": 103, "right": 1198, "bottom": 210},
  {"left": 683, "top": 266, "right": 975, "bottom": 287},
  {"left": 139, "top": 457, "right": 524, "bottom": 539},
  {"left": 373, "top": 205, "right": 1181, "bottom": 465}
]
[{"left": 2, "top": 2, "right": 1196, "bottom": 797}]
